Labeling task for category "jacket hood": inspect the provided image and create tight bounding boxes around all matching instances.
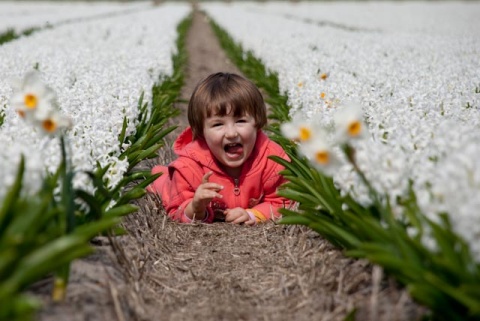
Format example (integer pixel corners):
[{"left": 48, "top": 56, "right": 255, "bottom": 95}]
[{"left": 172, "top": 127, "right": 270, "bottom": 176}]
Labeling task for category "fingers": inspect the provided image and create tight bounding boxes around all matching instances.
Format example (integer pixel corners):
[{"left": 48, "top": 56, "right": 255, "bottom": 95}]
[
  {"left": 194, "top": 188, "right": 223, "bottom": 202},
  {"left": 232, "top": 216, "right": 247, "bottom": 224},
  {"left": 200, "top": 172, "right": 223, "bottom": 194},
  {"left": 202, "top": 171, "right": 213, "bottom": 184},
  {"left": 225, "top": 209, "right": 255, "bottom": 225},
  {"left": 201, "top": 182, "right": 224, "bottom": 192},
  {"left": 231, "top": 216, "right": 255, "bottom": 225},
  {"left": 196, "top": 183, "right": 223, "bottom": 202}
]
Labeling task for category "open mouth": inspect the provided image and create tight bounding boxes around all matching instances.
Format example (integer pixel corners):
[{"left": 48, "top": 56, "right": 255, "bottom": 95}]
[{"left": 224, "top": 143, "right": 243, "bottom": 155}]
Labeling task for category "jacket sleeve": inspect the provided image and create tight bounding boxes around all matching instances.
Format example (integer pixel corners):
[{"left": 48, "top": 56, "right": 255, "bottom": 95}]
[
  {"left": 250, "top": 148, "right": 292, "bottom": 221},
  {"left": 164, "top": 162, "right": 214, "bottom": 223}
]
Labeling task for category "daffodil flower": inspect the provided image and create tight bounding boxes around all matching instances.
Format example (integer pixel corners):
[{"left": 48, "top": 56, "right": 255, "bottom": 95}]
[
  {"left": 280, "top": 115, "right": 316, "bottom": 142},
  {"left": 10, "top": 71, "right": 71, "bottom": 135},
  {"left": 299, "top": 130, "right": 341, "bottom": 176},
  {"left": 10, "top": 71, "right": 58, "bottom": 123},
  {"left": 36, "top": 111, "right": 73, "bottom": 135},
  {"left": 333, "top": 102, "right": 367, "bottom": 144}
]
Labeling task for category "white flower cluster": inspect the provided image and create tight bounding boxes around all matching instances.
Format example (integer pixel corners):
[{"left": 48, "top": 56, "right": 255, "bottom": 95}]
[
  {"left": 0, "top": 1, "right": 150, "bottom": 34},
  {"left": 202, "top": 1, "right": 480, "bottom": 260},
  {"left": 281, "top": 101, "right": 366, "bottom": 177},
  {"left": 0, "top": 3, "right": 190, "bottom": 201}
]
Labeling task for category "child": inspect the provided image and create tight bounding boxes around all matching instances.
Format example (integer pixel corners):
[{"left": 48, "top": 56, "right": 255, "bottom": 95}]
[{"left": 147, "top": 72, "right": 290, "bottom": 225}]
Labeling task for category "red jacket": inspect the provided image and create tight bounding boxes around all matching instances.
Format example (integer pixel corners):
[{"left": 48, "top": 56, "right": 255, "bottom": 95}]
[{"left": 147, "top": 127, "right": 290, "bottom": 223}]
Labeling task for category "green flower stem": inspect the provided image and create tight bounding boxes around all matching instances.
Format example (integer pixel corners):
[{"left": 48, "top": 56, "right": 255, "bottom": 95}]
[
  {"left": 52, "top": 135, "right": 75, "bottom": 301},
  {"left": 343, "top": 144, "right": 376, "bottom": 200},
  {"left": 52, "top": 265, "right": 70, "bottom": 302}
]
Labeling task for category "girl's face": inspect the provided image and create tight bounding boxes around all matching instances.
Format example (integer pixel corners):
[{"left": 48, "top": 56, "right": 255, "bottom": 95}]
[{"left": 203, "top": 110, "right": 257, "bottom": 177}]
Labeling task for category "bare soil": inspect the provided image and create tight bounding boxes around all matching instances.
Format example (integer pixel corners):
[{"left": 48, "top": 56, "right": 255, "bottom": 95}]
[{"left": 33, "top": 9, "right": 427, "bottom": 321}]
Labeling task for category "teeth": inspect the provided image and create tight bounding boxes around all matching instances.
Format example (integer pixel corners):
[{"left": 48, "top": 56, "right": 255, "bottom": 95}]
[{"left": 224, "top": 143, "right": 241, "bottom": 151}]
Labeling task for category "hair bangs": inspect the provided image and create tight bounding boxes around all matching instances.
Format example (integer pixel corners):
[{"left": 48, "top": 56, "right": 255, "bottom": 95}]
[
  {"left": 188, "top": 72, "right": 267, "bottom": 140},
  {"left": 206, "top": 91, "right": 250, "bottom": 118}
]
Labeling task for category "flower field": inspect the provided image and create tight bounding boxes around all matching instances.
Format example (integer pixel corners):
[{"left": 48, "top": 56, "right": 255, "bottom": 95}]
[
  {"left": 1, "top": 1, "right": 480, "bottom": 320},
  {"left": 0, "top": 2, "right": 189, "bottom": 199},
  {"left": 202, "top": 1, "right": 480, "bottom": 319},
  {"left": 202, "top": 1, "right": 480, "bottom": 259},
  {"left": 0, "top": 2, "right": 189, "bottom": 319},
  {"left": 0, "top": 1, "right": 150, "bottom": 34}
]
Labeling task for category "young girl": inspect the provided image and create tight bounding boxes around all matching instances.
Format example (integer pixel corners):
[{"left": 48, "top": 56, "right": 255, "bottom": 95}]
[{"left": 147, "top": 72, "right": 290, "bottom": 225}]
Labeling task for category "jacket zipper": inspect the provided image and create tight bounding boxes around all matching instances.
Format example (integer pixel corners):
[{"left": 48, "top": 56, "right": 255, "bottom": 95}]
[{"left": 233, "top": 178, "right": 240, "bottom": 196}]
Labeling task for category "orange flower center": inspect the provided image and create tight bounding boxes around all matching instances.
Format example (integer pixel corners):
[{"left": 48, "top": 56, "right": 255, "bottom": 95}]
[
  {"left": 299, "top": 126, "right": 311, "bottom": 141},
  {"left": 320, "top": 92, "right": 326, "bottom": 99},
  {"left": 320, "top": 73, "right": 328, "bottom": 80},
  {"left": 42, "top": 119, "right": 57, "bottom": 133},
  {"left": 348, "top": 121, "right": 362, "bottom": 137},
  {"left": 315, "top": 151, "right": 330, "bottom": 165},
  {"left": 24, "top": 94, "right": 38, "bottom": 109}
]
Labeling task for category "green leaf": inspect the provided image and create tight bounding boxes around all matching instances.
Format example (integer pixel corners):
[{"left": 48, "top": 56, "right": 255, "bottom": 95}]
[
  {"left": 128, "top": 143, "right": 164, "bottom": 169},
  {"left": 118, "top": 116, "right": 128, "bottom": 147},
  {"left": 75, "top": 190, "right": 102, "bottom": 221},
  {"left": 115, "top": 187, "right": 146, "bottom": 206},
  {"left": 310, "top": 221, "right": 360, "bottom": 249},
  {"left": 278, "top": 215, "right": 313, "bottom": 226},
  {"left": 1, "top": 217, "right": 119, "bottom": 295},
  {"left": 424, "top": 272, "right": 480, "bottom": 312},
  {"left": 104, "top": 204, "right": 138, "bottom": 218},
  {"left": 109, "top": 171, "right": 159, "bottom": 197},
  {"left": 0, "top": 156, "right": 25, "bottom": 235},
  {"left": 277, "top": 188, "right": 321, "bottom": 206}
]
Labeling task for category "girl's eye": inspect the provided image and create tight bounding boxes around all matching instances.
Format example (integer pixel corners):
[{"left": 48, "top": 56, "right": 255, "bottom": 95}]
[{"left": 237, "top": 119, "right": 247, "bottom": 123}]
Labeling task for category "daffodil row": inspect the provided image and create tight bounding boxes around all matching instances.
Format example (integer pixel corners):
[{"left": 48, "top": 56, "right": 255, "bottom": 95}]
[
  {"left": 0, "top": 3, "right": 190, "bottom": 202},
  {"left": 202, "top": 2, "right": 480, "bottom": 260},
  {"left": 0, "top": 1, "right": 150, "bottom": 34}
]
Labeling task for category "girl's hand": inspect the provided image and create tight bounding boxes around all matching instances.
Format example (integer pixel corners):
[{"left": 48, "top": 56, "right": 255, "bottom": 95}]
[
  {"left": 191, "top": 171, "right": 223, "bottom": 215},
  {"left": 224, "top": 207, "right": 256, "bottom": 226}
]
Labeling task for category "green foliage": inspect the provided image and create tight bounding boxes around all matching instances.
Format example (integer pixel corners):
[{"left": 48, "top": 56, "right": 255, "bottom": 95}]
[
  {"left": 209, "top": 15, "right": 480, "bottom": 321},
  {"left": 0, "top": 107, "right": 5, "bottom": 127},
  {"left": 0, "top": 156, "right": 121, "bottom": 320},
  {"left": 0, "top": 27, "right": 38, "bottom": 46},
  {"left": 277, "top": 149, "right": 480, "bottom": 320},
  {"left": 0, "top": 29, "right": 17, "bottom": 46}
]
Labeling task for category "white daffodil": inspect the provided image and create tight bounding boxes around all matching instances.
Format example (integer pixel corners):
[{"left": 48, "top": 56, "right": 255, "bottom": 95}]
[
  {"left": 333, "top": 101, "right": 367, "bottom": 144},
  {"left": 280, "top": 114, "right": 316, "bottom": 142},
  {"left": 36, "top": 111, "right": 73, "bottom": 135},
  {"left": 10, "top": 71, "right": 72, "bottom": 136},
  {"left": 10, "top": 71, "right": 58, "bottom": 123},
  {"left": 299, "top": 129, "right": 341, "bottom": 176}
]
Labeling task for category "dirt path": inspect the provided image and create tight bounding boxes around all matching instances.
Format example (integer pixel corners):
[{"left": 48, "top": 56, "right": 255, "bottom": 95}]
[
  {"left": 172, "top": 7, "right": 243, "bottom": 136},
  {"left": 34, "top": 8, "right": 426, "bottom": 321}
]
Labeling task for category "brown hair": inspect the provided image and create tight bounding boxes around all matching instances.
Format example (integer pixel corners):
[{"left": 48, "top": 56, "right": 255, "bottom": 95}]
[{"left": 188, "top": 72, "right": 267, "bottom": 139}]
